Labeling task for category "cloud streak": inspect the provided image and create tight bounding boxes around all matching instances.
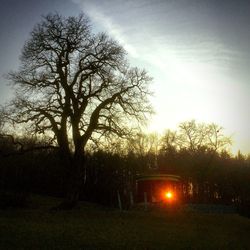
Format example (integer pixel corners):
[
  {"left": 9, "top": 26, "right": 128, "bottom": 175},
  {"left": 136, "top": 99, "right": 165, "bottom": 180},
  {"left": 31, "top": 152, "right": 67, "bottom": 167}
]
[
  {"left": 73, "top": 0, "right": 250, "bottom": 154},
  {"left": 74, "top": 0, "right": 240, "bottom": 77}
]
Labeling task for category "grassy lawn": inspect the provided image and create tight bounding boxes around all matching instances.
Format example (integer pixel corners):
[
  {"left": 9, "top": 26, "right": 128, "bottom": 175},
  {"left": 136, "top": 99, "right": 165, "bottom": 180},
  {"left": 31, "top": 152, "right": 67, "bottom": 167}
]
[{"left": 0, "top": 195, "right": 249, "bottom": 250}]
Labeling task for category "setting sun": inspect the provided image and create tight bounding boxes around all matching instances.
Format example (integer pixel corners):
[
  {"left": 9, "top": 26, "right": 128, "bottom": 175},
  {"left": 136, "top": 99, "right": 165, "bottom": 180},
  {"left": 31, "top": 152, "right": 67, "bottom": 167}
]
[{"left": 165, "top": 191, "right": 173, "bottom": 199}]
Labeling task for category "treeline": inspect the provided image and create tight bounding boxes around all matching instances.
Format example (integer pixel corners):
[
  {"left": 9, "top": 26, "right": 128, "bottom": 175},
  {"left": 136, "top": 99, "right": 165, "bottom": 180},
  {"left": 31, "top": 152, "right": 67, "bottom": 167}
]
[{"left": 0, "top": 121, "right": 249, "bottom": 216}]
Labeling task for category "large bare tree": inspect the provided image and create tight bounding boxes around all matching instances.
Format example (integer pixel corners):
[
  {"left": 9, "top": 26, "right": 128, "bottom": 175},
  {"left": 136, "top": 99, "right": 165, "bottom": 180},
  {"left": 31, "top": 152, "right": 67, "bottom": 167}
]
[{"left": 6, "top": 13, "right": 152, "bottom": 207}]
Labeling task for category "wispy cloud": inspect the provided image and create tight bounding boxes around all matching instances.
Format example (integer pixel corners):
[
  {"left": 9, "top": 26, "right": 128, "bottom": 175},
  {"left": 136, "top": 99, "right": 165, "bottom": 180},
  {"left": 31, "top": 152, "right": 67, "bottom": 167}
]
[
  {"left": 73, "top": 0, "right": 238, "bottom": 76},
  {"left": 73, "top": 0, "right": 250, "bottom": 154},
  {"left": 73, "top": 0, "right": 139, "bottom": 57}
]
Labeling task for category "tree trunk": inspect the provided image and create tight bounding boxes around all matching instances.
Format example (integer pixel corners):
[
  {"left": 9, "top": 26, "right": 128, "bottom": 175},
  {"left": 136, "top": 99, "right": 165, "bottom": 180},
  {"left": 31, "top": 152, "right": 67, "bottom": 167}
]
[
  {"left": 53, "top": 150, "right": 86, "bottom": 210},
  {"left": 67, "top": 151, "right": 85, "bottom": 207}
]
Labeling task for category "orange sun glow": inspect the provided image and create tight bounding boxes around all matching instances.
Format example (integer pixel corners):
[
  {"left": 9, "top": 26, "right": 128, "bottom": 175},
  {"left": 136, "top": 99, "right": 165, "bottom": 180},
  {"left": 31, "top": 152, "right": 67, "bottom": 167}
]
[{"left": 165, "top": 191, "right": 173, "bottom": 199}]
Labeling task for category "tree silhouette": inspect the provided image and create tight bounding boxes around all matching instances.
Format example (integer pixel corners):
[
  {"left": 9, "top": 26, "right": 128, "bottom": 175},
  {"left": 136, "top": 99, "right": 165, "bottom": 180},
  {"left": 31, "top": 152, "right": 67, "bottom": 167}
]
[
  {"left": 162, "top": 120, "right": 231, "bottom": 153},
  {"left": 6, "top": 13, "right": 152, "bottom": 207},
  {"left": 160, "top": 120, "right": 232, "bottom": 202}
]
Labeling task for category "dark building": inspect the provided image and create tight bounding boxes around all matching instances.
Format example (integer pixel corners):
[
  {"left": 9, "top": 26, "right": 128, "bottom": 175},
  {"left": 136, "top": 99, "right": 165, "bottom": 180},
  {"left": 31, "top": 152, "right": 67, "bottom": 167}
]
[{"left": 136, "top": 174, "right": 182, "bottom": 204}]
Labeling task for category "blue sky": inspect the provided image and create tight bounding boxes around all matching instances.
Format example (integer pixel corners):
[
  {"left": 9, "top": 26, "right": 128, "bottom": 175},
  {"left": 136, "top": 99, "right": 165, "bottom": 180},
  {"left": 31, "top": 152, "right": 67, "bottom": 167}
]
[{"left": 0, "top": 0, "right": 249, "bottom": 154}]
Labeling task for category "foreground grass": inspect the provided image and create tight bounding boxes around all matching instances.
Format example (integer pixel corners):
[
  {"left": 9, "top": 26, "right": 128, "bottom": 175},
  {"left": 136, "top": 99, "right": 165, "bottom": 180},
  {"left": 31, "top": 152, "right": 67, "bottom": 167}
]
[{"left": 0, "top": 195, "right": 249, "bottom": 250}]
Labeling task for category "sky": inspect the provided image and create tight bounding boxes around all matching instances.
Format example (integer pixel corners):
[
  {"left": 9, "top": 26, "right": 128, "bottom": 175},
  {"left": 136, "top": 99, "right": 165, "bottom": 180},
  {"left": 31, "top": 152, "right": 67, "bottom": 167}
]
[{"left": 0, "top": 0, "right": 249, "bottom": 155}]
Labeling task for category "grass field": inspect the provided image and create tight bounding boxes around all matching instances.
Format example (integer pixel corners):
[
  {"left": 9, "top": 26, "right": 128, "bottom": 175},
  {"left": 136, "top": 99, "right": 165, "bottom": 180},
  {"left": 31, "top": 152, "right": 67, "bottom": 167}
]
[{"left": 0, "top": 195, "right": 249, "bottom": 250}]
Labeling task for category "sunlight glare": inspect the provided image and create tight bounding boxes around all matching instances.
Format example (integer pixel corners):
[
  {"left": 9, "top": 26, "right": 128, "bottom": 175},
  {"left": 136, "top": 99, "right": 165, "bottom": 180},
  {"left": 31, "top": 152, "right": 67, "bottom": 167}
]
[{"left": 165, "top": 191, "right": 173, "bottom": 199}]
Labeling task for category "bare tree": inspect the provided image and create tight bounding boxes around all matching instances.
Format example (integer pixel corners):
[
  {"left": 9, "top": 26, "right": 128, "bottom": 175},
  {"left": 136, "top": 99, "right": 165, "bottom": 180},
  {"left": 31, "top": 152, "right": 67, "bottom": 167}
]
[
  {"left": 160, "top": 120, "right": 232, "bottom": 172},
  {"left": 5, "top": 13, "right": 153, "bottom": 207},
  {"left": 177, "top": 120, "right": 231, "bottom": 153},
  {"left": 127, "top": 132, "right": 159, "bottom": 156},
  {"left": 160, "top": 129, "right": 178, "bottom": 153},
  {"left": 161, "top": 120, "right": 231, "bottom": 153},
  {"left": 160, "top": 121, "right": 232, "bottom": 202}
]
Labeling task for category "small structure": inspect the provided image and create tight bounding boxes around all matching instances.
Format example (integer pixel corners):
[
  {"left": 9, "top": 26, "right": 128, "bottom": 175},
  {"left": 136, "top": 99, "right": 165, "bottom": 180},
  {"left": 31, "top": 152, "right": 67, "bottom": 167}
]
[{"left": 136, "top": 174, "right": 182, "bottom": 205}]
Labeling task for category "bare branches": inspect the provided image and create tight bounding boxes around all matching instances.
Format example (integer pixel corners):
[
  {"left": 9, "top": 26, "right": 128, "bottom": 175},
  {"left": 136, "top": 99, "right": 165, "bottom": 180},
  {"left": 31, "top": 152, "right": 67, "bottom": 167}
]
[
  {"left": 5, "top": 12, "right": 153, "bottom": 156},
  {"left": 0, "top": 134, "right": 58, "bottom": 157},
  {"left": 161, "top": 120, "right": 232, "bottom": 154}
]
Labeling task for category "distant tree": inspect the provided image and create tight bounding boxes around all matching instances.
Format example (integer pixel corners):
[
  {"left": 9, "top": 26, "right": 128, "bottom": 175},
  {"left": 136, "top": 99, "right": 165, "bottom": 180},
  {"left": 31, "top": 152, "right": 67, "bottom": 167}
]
[
  {"left": 160, "top": 120, "right": 231, "bottom": 173},
  {"left": 162, "top": 120, "right": 231, "bottom": 153},
  {"left": 0, "top": 111, "right": 3, "bottom": 134},
  {"left": 127, "top": 132, "right": 159, "bottom": 156},
  {"left": 158, "top": 130, "right": 179, "bottom": 172},
  {"left": 5, "top": 13, "right": 152, "bottom": 208},
  {"left": 160, "top": 120, "right": 232, "bottom": 202},
  {"left": 126, "top": 132, "right": 160, "bottom": 171},
  {"left": 160, "top": 129, "right": 178, "bottom": 155}
]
